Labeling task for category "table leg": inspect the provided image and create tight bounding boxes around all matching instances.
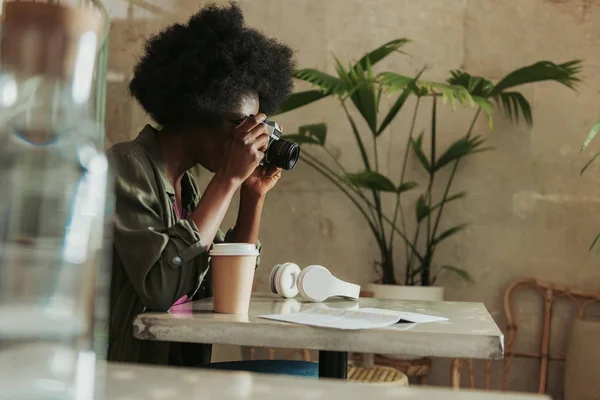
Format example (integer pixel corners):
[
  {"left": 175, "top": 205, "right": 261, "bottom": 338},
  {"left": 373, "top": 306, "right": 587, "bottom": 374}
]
[{"left": 318, "top": 351, "right": 347, "bottom": 379}]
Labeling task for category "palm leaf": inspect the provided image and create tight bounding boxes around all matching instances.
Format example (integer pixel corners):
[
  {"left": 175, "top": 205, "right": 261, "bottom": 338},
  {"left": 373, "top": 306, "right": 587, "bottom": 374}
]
[
  {"left": 439, "top": 265, "right": 474, "bottom": 283},
  {"left": 378, "top": 72, "right": 420, "bottom": 94},
  {"left": 398, "top": 181, "right": 418, "bottom": 193},
  {"left": 416, "top": 195, "right": 430, "bottom": 222},
  {"left": 346, "top": 60, "right": 378, "bottom": 134},
  {"left": 276, "top": 90, "right": 328, "bottom": 115},
  {"left": 590, "top": 231, "right": 600, "bottom": 253},
  {"left": 345, "top": 170, "right": 396, "bottom": 192},
  {"left": 493, "top": 91, "right": 533, "bottom": 125},
  {"left": 434, "top": 135, "right": 490, "bottom": 172},
  {"left": 431, "top": 191, "right": 467, "bottom": 212},
  {"left": 581, "top": 118, "right": 600, "bottom": 152},
  {"left": 473, "top": 96, "right": 494, "bottom": 130},
  {"left": 294, "top": 69, "right": 347, "bottom": 96},
  {"left": 581, "top": 152, "right": 600, "bottom": 176},
  {"left": 432, "top": 223, "right": 469, "bottom": 245},
  {"left": 377, "top": 68, "right": 426, "bottom": 136},
  {"left": 299, "top": 123, "right": 327, "bottom": 145},
  {"left": 341, "top": 102, "right": 372, "bottom": 170},
  {"left": 416, "top": 81, "right": 475, "bottom": 109},
  {"left": 410, "top": 132, "right": 431, "bottom": 172},
  {"left": 353, "top": 38, "right": 410, "bottom": 71},
  {"left": 447, "top": 70, "right": 494, "bottom": 97},
  {"left": 492, "top": 60, "right": 582, "bottom": 95}
]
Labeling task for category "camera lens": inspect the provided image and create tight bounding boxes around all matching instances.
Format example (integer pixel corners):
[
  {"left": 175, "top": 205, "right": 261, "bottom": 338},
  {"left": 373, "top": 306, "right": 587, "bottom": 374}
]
[{"left": 266, "top": 139, "right": 300, "bottom": 170}]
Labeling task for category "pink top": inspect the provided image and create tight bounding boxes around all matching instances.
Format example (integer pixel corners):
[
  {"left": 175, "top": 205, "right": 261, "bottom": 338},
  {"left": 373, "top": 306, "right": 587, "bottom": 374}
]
[{"left": 172, "top": 201, "right": 189, "bottom": 307}]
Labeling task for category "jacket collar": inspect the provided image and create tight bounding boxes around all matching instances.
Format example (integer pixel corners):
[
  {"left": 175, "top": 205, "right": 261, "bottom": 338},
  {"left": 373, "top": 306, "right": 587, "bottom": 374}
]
[{"left": 135, "top": 124, "right": 199, "bottom": 208}]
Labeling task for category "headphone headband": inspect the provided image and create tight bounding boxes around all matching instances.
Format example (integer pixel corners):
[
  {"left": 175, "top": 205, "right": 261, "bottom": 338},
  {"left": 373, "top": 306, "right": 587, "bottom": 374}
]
[{"left": 269, "top": 263, "right": 360, "bottom": 303}]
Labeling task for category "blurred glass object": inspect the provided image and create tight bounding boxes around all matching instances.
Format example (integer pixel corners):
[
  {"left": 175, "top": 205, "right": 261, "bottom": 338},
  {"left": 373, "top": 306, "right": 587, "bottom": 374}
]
[{"left": 0, "top": 1, "right": 111, "bottom": 399}]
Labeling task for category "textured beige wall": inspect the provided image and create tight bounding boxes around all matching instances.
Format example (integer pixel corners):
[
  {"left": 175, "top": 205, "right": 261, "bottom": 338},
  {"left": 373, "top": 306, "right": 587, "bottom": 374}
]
[{"left": 103, "top": 0, "right": 600, "bottom": 396}]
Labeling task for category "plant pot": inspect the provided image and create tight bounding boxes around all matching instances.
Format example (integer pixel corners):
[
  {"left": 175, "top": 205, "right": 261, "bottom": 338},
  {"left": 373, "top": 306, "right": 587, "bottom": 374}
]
[
  {"left": 365, "top": 283, "right": 444, "bottom": 302},
  {"left": 365, "top": 283, "right": 444, "bottom": 360}
]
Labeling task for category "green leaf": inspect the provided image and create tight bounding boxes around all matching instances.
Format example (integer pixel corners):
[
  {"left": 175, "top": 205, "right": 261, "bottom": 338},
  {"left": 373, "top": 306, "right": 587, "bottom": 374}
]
[
  {"left": 416, "top": 195, "right": 430, "bottom": 222},
  {"left": 432, "top": 224, "right": 469, "bottom": 245},
  {"left": 417, "top": 81, "right": 475, "bottom": 109},
  {"left": 342, "top": 102, "right": 372, "bottom": 170},
  {"left": 493, "top": 92, "right": 533, "bottom": 126},
  {"left": 581, "top": 151, "right": 600, "bottom": 176},
  {"left": 345, "top": 170, "right": 396, "bottom": 192},
  {"left": 294, "top": 69, "right": 347, "bottom": 96},
  {"left": 411, "top": 133, "right": 431, "bottom": 172},
  {"left": 347, "top": 61, "right": 378, "bottom": 134},
  {"left": 439, "top": 265, "right": 474, "bottom": 283},
  {"left": 377, "top": 68, "right": 426, "bottom": 136},
  {"left": 473, "top": 96, "right": 494, "bottom": 131},
  {"left": 431, "top": 96, "right": 437, "bottom": 167},
  {"left": 581, "top": 118, "right": 600, "bottom": 152},
  {"left": 492, "top": 60, "right": 582, "bottom": 95},
  {"left": 299, "top": 123, "right": 327, "bottom": 145},
  {"left": 398, "top": 181, "right": 418, "bottom": 193},
  {"left": 353, "top": 38, "right": 410, "bottom": 72},
  {"left": 446, "top": 70, "right": 494, "bottom": 97},
  {"left": 281, "top": 134, "right": 321, "bottom": 145},
  {"left": 434, "top": 135, "right": 490, "bottom": 172},
  {"left": 333, "top": 55, "right": 350, "bottom": 81},
  {"left": 431, "top": 191, "right": 467, "bottom": 211},
  {"left": 378, "top": 72, "right": 420, "bottom": 94},
  {"left": 589, "top": 231, "right": 600, "bottom": 252},
  {"left": 276, "top": 90, "right": 328, "bottom": 115}
]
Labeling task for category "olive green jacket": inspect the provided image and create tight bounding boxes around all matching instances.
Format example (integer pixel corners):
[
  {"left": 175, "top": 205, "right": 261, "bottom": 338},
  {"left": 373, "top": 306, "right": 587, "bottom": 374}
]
[{"left": 107, "top": 125, "right": 259, "bottom": 366}]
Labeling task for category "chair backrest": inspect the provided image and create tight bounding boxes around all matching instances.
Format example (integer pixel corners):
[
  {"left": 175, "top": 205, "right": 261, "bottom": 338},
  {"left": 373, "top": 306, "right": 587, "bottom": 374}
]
[{"left": 453, "top": 277, "right": 600, "bottom": 394}]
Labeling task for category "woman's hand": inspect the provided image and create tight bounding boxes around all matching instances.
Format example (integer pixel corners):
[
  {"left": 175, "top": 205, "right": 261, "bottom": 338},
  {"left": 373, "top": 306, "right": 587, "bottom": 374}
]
[
  {"left": 241, "top": 121, "right": 285, "bottom": 198},
  {"left": 241, "top": 165, "right": 282, "bottom": 198},
  {"left": 217, "top": 114, "right": 270, "bottom": 187}
]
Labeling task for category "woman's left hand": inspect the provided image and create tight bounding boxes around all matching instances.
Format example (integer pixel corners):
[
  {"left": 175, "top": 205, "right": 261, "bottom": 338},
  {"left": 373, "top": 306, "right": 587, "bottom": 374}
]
[{"left": 241, "top": 165, "right": 282, "bottom": 198}]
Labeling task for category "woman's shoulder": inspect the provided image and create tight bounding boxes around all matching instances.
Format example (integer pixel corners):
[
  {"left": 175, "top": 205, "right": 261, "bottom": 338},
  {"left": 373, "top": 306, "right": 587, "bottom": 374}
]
[{"left": 107, "top": 137, "right": 152, "bottom": 172}]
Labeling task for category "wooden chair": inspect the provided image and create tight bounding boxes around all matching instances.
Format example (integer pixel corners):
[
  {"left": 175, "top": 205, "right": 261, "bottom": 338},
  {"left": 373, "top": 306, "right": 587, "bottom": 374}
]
[
  {"left": 451, "top": 277, "right": 600, "bottom": 393},
  {"left": 348, "top": 365, "right": 409, "bottom": 386}
]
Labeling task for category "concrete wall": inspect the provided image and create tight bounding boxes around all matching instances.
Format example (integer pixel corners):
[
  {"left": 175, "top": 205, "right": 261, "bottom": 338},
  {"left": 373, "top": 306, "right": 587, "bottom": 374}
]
[{"left": 103, "top": 0, "right": 600, "bottom": 396}]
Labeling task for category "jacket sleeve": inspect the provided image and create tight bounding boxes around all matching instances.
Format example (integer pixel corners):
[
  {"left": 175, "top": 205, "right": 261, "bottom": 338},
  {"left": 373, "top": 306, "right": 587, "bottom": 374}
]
[{"left": 109, "top": 149, "right": 209, "bottom": 312}]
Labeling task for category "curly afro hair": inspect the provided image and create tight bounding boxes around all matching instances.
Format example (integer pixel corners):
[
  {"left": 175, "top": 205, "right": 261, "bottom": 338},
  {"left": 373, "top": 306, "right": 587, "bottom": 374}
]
[{"left": 129, "top": 2, "right": 296, "bottom": 128}]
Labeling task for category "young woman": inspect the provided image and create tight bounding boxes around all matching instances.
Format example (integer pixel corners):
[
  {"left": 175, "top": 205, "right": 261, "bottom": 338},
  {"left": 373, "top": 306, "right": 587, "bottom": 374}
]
[{"left": 107, "top": 3, "right": 315, "bottom": 376}]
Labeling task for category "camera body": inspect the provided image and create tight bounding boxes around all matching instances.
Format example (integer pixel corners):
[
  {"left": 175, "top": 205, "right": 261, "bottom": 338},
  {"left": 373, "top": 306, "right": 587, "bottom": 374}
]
[{"left": 262, "top": 118, "right": 299, "bottom": 171}]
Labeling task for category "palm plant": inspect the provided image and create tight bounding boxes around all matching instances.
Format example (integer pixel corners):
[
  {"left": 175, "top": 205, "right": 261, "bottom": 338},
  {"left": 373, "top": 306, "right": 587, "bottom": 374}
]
[
  {"left": 277, "top": 38, "right": 582, "bottom": 286},
  {"left": 580, "top": 118, "right": 600, "bottom": 253}
]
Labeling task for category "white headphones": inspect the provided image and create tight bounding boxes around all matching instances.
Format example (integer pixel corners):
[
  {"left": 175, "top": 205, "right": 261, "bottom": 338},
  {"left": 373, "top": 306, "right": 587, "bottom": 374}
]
[{"left": 269, "top": 263, "right": 361, "bottom": 303}]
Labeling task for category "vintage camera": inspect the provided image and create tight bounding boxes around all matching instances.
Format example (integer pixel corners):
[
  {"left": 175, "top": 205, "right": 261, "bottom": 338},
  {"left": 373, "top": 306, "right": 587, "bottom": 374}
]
[{"left": 262, "top": 117, "right": 300, "bottom": 170}]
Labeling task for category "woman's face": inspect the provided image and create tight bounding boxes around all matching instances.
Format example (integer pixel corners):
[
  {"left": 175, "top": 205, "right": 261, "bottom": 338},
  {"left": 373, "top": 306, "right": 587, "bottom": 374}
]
[{"left": 196, "top": 93, "right": 260, "bottom": 173}]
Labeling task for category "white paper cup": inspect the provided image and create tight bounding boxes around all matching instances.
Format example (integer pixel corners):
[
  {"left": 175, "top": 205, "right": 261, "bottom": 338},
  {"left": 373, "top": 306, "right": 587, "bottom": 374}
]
[{"left": 209, "top": 243, "right": 259, "bottom": 314}]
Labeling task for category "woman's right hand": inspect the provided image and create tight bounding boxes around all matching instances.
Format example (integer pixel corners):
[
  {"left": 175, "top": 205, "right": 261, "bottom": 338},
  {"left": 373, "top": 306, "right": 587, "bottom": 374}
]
[{"left": 218, "top": 113, "right": 270, "bottom": 187}]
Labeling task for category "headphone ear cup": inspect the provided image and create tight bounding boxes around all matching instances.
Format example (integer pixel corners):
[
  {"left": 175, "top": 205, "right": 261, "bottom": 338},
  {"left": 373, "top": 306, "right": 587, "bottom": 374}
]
[
  {"left": 269, "top": 264, "right": 283, "bottom": 295},
  {"left": 274, "top": 262, "right": 300, "bottom": 299},
  {"left": 297, "top": 265, "right": 333, "bottom": 303}
]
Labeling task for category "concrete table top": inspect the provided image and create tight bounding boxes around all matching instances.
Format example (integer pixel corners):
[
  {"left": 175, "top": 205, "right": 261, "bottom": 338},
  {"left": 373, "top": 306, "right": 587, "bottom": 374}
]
[
  {"left": 134, "top": 293, "right": 504, "bottom": 359},
  {"left": 99, "top": 361, "right": 547, "bottom": 400}
]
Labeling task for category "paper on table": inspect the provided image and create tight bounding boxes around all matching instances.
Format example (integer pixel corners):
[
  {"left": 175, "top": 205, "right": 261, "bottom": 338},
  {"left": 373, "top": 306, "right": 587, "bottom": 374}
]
[
  {"left": 260, "top": 307, "right": 448, "bottom": 330},
  {"left": 359, "top": 308, "right": 448, "bottom": 323}
]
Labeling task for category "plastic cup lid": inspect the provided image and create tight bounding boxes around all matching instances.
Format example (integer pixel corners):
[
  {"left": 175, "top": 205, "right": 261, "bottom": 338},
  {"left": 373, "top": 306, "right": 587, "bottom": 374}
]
[{"left": 209, "top": 243, "right": 259, "bottom": 256}]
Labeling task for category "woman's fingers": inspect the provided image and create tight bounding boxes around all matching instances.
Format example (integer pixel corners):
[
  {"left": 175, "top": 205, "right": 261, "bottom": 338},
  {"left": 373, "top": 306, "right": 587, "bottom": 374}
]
[
  {"left": 236, "top": 113, "right": 267, "bottom": 134},
  {"left": 265, "top": 166, "right": 281, "bottom": 177},
  {"left": 253, "top": 133, "right": 270, "bottom": 152}
]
